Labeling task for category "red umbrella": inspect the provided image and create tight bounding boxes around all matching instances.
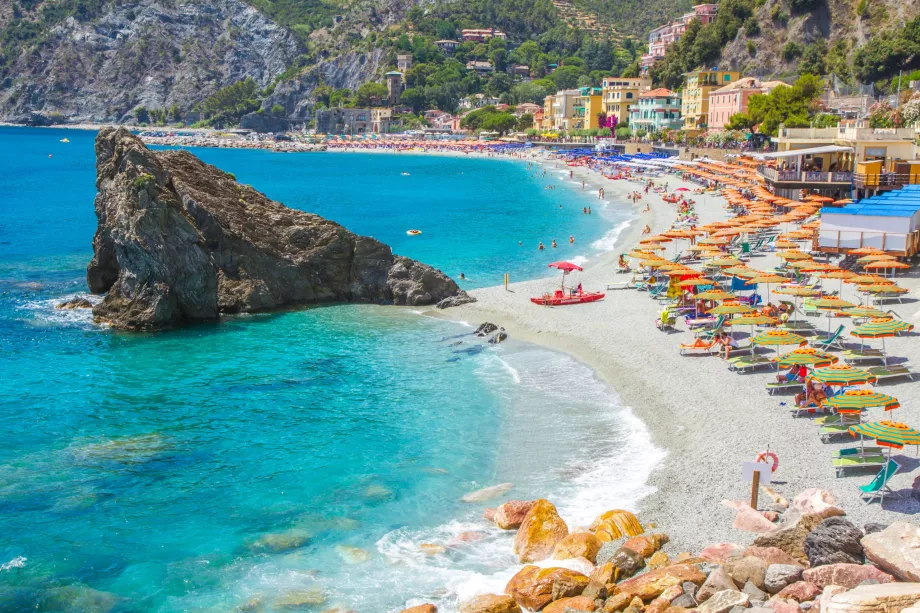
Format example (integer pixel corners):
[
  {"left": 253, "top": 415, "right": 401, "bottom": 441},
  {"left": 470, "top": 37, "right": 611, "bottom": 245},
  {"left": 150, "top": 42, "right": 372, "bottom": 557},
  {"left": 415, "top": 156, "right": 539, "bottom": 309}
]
[
  {"left": 675, "top": 187, "right": 691, "bottom": 192},
  {"left": 548, "top": 261, "right": 583, "bottom": 272}
]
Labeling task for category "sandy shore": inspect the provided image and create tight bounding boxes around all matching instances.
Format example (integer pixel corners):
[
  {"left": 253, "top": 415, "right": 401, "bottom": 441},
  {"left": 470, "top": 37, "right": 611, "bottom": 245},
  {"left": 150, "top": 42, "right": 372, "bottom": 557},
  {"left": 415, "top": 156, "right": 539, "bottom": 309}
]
[{"left": 433, "top": 155, "right": 920, "bottom": 553}]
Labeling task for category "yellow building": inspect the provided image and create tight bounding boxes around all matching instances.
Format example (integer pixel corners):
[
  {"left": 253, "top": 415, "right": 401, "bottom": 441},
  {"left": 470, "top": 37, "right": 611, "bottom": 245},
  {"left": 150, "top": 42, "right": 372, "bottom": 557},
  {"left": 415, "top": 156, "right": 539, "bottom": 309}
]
[
  {"left": 601, "top": 77, "right": 652, "bottom": 127},
  {"left": 573, "top": 87, "right": 603, "bottom": 130},
  {"left": 539, "top": 94, "right": 556, "bottom": 130},
  {"left": 681, "top": 70, "right": 740, "bottom": 131}
]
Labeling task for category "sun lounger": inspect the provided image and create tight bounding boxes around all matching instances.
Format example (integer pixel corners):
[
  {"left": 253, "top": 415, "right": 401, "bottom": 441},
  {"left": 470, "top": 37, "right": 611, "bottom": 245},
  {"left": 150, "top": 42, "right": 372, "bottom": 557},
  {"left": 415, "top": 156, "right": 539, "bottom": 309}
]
[
  {"left": 834, "top": 454, "right": 887, "bottom": 477},
  {"left": 728, "top": 355, "right": 773, "bottom": 372},
  {"left": 820, "top": 421, "right": 860, "bottom": 442},
  {"left": 841, "top": 349, "right": 886, "bottom": 364},
  {"left": 679, "top": 339, "right": 715, "bottom": 355},
  {"left": 606, "top": 281, "right": 633, "bottom": 290},
  {"left": 766, "top": 380, "right": 804, "bottom": 395},
  {"left": 868, "top": 364, "right": 915, "bottom": 384},
  {"left": 860, "top": 459, "right": 901, "bottom": 504},
  {"left": 812, "top": 325, "right": 847, "bottom": 351},
  {"left": 871, "top": 293, "right": 905, "bottom": 305},
  {"left": 832, "top": 446, "right": 883, "bottom": 457}
]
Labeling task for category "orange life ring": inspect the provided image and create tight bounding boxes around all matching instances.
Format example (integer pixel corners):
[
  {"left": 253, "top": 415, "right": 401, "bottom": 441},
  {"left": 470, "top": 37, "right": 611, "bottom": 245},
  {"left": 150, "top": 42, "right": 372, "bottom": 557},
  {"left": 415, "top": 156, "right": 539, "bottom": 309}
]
[{"left": 755, "top": 451, "right": 779, "bottom": 472}]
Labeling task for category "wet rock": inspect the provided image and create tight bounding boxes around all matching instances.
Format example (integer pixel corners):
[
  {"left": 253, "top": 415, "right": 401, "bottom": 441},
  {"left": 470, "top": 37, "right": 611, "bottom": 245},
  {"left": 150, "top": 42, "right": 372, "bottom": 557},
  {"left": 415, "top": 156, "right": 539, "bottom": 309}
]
[
  {"left": 791, "top": 490, "right": 845, "bottom": 520},
  {"left": 775, "top": 582, "right": 821, "bottom": 603},
  {"left": 823, "top": 583, "right": 920, "bottom": 613},
  {"left": 419, "top": 543, "right": 446, "bottom": 556},
  {"left": 729, "top": 556, "right": 768, "bottom": 591},
  {"left": 616, "top": 564, "right": 707, "bottom": 601},
  {"left": 544, "top": 595, "right": 597, "bottom": 613},
  {"left": 648, "top": 551, "right": 671, "bottom": 570},
  {"left": 802, "top": 564, "right": 895, "bottom": 589},
  {"left": 335, "top": 545, "right": 371, "bottom": 564},
  {"left": 461, "top": 483, "right": 513, "bottom": 503},
  {"left": 697, "top": 590, "right": 749, "bottom": 613},
  {"left": 437, "top": 294, "right": 477, "bottom": 309},
  {"left": 474, "top": 323, "right": 499, "bottom": 337},
  {"left": 702, "top": 544, "right": 746, "bottom": 563},
  {"left": 505, "top": 566, "right": 588, "bottom": 610},
  {"left": 364, "top": 484, "right": 394, "bottom": 500},
  {"left": 805, "top": 518, "right": 864, "bottom": 567},
  {"left": 697, "top": 566, "right": 739, "bottom": 603},
  {"left": 452, "top": 531, "right": 488, "bottom": 545},
  {"left": 492, "top": 500, "right": 535, "bottom": 530},
  {"left": 458, "top": 594, "right": 521, "bottom": 613},
  {"left": 582, "top": 581, "right": 608, "bottom": 601},
  {"left": 554, "top": 532, "right": 604, "bottom": 563},
  {"left": 860, "top": 521, "right": 920, "bottom": 581},
  {"left": 56, "top": 297, "right": 93, "bottom": 309},
  {"left": 248, "top": 530, "right": 310, "bottom": 553},
  {"left": 622, "top": 534, "right": 669, "bottom": 558},
  {"left": 488, "top": 330, "right": 508, "bottom": 345},
  {"left": 38, "top": 585, "right": 120, "bottom": 613},
  {"left": 87, "top": 129, "right": 467, "bottom": 330},
  {"left": 400, "top": 605, "right": 437, "bottom": 613},
  {"left": 609, "top": 547, "right": 646, "bottom": 580},
  {"left": 591, "top": 510, "right": 644, "bottom": 542},
  {"left": 764, "top": 565, "right": 805, "bottom": 595},
  {"left": 603, "top": 593, "right": 633, "bottom": 612},
  {"left": 753, "top": 512, "right": 825, "bottom": 565},
  {"left": 513, "top": 499, "right": 569, "bottom": 563},
  {"left": 274, "top": 589, "right": 325, "bottom": 608},
  {"left": 744, "top": 581, "right": 769, "bottom": 602},
  {"left": 745, "top": 547, "right": 802, "bottom": 567}
]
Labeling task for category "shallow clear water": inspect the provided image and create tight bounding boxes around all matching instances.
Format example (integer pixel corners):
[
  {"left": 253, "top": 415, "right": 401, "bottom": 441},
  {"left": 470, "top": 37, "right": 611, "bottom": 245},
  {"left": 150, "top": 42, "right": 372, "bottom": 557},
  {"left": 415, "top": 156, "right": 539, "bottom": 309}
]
[{"left": 0, "top": 127, "right": 658, "bottom": 612}]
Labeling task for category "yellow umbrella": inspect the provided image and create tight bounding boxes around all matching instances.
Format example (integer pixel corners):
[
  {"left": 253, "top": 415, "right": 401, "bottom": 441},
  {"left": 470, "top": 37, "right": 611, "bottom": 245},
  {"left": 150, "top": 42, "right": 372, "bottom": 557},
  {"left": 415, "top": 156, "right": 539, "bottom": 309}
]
[
  {"left": 778, "top": 250, "right": 812, "bottom": 261},
  {"left": 695, "top": 289, "right": 736, "bottom": 301}
]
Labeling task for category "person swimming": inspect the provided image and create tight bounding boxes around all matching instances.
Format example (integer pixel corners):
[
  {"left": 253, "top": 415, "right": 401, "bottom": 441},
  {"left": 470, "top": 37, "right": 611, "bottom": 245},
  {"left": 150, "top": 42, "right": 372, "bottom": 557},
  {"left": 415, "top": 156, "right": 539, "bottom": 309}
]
[
  {"left": 569, "top": 235, "right": 574, "bottom": 244},
  {"left": 459, "top": 273, "right": 465, "bottom": 280},
  {"left": 551, "top": 239, "right": 557, "bottom": 248},
  {"left": 538, "top": 242, "right": 545, "bottom": 250}
]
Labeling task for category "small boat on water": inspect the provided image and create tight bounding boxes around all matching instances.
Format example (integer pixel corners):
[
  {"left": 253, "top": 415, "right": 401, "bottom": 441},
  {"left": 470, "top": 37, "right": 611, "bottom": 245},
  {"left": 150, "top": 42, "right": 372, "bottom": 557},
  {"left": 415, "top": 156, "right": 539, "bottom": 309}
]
[
  {"left": 531, "top": 261, "right": 605, "bottom": 306},
  {"left": 60, "top": 138, "right": 70, "bottom": 143},
  {"left": 406, "top": 229, "right": 422, "bottom": 236}
]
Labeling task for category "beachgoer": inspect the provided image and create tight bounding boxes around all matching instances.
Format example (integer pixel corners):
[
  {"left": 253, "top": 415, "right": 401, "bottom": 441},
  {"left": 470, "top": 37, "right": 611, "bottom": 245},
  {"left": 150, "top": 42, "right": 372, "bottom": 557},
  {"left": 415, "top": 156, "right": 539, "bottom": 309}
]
[
  {"left": 581, "top": 181, "right": 585, "bottom": 190},
  {"left": 538, "top": 242, "right": 545, "bottom": 251},
  {"left": 642, "top": 224, "right": 651, "bottom": 235},
  {"left": 583, "top": 207, "right": 587, "bottom": 214},
  {"left": 551, "top": 239, "right": 557, "bottom": 248},
  {"left": 459, "top": 273, "right": 465, "bottom": 280},
  {"left": 618, "top": 254, "right": 629, "bottom": 270},
  {"left": 569, "top": 235, "right": 574, "bottom": 244},
  {"left": 588, "top": 207, "right": 592, "bottom": 214},
  {"left": 576, "top": 282, "right": 583, "bottom": 294},
  {"left": 518, "top": 241, "right": 523, "bottom": 246},
  {"left": 776, "top": 365, "right": 799, "bottom": 383}
]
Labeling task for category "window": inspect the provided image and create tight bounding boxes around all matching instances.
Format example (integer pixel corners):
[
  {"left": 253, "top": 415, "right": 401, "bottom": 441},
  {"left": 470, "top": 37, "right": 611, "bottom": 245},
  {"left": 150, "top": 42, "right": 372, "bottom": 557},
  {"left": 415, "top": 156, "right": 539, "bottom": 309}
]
[
  {"left": 724, "top": 74, "right": 731, "bottom": 81},
  {"left": 626, "top": 92, "right": 633, "bottom": 99}
]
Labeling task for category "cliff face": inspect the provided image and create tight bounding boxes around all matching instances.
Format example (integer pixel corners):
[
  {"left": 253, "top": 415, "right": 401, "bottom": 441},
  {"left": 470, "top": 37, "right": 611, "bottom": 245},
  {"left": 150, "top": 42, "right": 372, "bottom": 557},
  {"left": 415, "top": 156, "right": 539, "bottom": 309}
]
[
  {"left": 0, "top": 0, "right": 303, "bottom": 123},
  {"left": 87, "top": 128, "right": 468, "bottom": 330}
]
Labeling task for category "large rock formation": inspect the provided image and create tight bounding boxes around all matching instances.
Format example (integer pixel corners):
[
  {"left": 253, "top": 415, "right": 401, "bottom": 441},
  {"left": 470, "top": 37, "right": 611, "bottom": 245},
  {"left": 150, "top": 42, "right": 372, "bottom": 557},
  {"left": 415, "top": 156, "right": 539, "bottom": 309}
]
[{"left": 86, "top": 128, "right": 468, "bottom": 330}]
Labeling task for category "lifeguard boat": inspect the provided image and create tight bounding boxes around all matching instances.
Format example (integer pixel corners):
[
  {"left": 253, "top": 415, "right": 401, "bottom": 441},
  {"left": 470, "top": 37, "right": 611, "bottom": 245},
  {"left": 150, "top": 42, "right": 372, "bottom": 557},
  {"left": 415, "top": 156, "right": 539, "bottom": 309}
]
[{"left": 531, "top": 261, "right": 605, "bottom": 306}]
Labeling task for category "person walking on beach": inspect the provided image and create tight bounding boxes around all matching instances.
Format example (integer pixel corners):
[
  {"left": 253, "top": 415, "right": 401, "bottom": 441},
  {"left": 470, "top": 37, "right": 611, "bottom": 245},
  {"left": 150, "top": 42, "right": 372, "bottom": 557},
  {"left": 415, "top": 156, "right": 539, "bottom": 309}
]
[{"left": 582, "top": 181, "right": 585, "bottom": 190}]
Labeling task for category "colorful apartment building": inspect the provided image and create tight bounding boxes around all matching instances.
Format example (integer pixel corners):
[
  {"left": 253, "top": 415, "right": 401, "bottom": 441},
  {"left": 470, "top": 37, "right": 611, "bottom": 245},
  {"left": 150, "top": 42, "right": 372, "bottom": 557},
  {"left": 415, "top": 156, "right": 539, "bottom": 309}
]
[
  {"left": 573, "top": 87, "right": 604, "bottom": 130},
  {"left": 601, "top": 77, "right": 652, "bottom": 126},
  {"left": 461, "top": 29, "right": 507, "bottom": 42},
  {"left": 627, "top": 88, "right": 682, "bottom": 132},
  {"left": 640, "top": 5, "right": 719, "bottom": 73},
  {"left": 681, "top": 70, "right": 739, "bottom": 131},
  {"left": 707, "top": 78, "right": 787, "bottom": 130}
]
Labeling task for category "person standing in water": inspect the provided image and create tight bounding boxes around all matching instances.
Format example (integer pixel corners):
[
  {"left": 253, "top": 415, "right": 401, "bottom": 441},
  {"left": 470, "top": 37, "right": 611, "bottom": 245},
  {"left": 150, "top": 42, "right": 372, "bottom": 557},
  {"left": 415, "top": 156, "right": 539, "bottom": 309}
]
[
  {"left": 569, "top": 235, "right": 574, "bottom": 244},
  {"left": 551, "top": 239, "right": 557, "bottom": 248},
  {"left": 538, "top": 242, "right": 545, "bottom": 250}
]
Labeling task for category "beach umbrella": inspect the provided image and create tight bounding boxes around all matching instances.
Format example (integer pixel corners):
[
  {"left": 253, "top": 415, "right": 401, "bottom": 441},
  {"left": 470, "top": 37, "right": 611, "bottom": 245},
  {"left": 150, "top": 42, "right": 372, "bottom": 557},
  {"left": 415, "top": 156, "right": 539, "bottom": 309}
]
[
  {"left": 774, "top": 347, "right": 837, "bottom": 368},
  {"left": 826, "top": 390, "right": 900, "bottom": 413},
  {"left": 812, "top": 297, "right": 857, "bottom": 335},
  {"left": 774, "top": 239, "right": 799, "bottom": 249},
  {"left": 863, "top": 261, "right": 910, "bottom": 276},
  {"left": 773, "top": 286, "right": 821, "bottom": 321},
  {"left": 778, "top": 250, "right": 812, "bottom": 261},
  {"left": 821, "top": 270, "right": 857, "bottom": 295},
  {"left": 809, "top": 364, "right": 877, "bottom": 386},
  {"left": 857, "top": 254, "right": 897, "bottom": 264},
  {"left": 861, "top": 284, "right": 908, "bottom": 294},
  {"left": 850, "top": 247, "right": 886, "bottom": 255},
  {"left": 748, "top": 274, "right": 786, "bottom": 303},
  {"left": 848, "top": 274, "right": 890, "bottom": 285},
  {"left": 709, "top": 303, "right": 756, "bottom": 316},
  {"left": 845, "top": 306, "right": 889, "bottom": 320},
  {"left": 849, "top": 420, "right": 920, "bottom": 449},
  {"left": 723, "top": 266, "right": 760, "bottom": 278},
  {"left": 679, "top": 277, "right": 715, "bottom": 287},
  {"left": 707, "top": 257, "right": 742, "bottom": 267},
  {"left": 698, "top": 237, "right": 731, "bottom": 245},
  {"left": 752, "top": 329, "right": 808, "bottom": 361},
  {"left": 695, "top": 289, "right": 736, "bottom": 301},
  {"left": 851, "top": 318, "right": 914, "bottom": 365},
  {"left": 547, "top": 261, "right": 582, "bottom": 290}
]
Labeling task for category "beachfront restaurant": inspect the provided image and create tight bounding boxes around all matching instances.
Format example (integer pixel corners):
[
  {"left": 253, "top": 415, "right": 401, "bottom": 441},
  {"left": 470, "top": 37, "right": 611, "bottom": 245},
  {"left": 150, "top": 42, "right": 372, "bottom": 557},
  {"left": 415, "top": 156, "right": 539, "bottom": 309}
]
[
  {"left": 818, "top": 185, "right": 920, "bottom": 256},
  {"left": 757, "top": 145, "right": 854, "bottom": 199}
]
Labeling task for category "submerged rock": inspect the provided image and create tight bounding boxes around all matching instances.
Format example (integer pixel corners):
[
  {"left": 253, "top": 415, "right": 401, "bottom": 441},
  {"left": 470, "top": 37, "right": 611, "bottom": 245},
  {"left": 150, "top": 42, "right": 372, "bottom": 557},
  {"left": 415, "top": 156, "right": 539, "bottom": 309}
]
[
  {"left": 335, "top": 545, "right": 371, "bottom": 564},
  {"left": 38, "top": 585, "right": 120, "bottom": 613},
  {"left": 86, "top": 128, "right": 468, "bottom": 330},
  {"left": 248, "top": 530, "right": 310, "bottom": 553},
  {"left": 461, "top": 483, "right": 513, "bottom": 503},
  {"left": 56, "top": 297, "right": 93, "bottom": 310}
]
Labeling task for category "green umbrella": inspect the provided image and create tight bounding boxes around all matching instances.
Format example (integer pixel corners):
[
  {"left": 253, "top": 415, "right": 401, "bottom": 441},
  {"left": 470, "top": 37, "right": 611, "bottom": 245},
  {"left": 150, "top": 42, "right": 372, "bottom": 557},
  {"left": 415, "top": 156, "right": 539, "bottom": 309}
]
[
  {"left": 752, "top": 330, "right": 808, "bottom": 363},
  {"left": 848, "top": 421, "right": 920, "bottom": 460},
  {"left": 844, "top": 306, "right": 888, "bottom": 319},
  {"left": 809, "top": 364, "right": 877, "bottom": 386},
  {"left": 826, "top": 390, "right": 900, "bottom": 413},
  {"left": 851, "top": 318, "right": 914, "bottom": 366},
  {"left": 710, "top": 303, "right": 757, "bottom": 315},
  {"left": 811, "top": 297, "right": 856, "bottom": 335},
  {"left": 774, "top": 348, "right": 838, "bottom": 368}
]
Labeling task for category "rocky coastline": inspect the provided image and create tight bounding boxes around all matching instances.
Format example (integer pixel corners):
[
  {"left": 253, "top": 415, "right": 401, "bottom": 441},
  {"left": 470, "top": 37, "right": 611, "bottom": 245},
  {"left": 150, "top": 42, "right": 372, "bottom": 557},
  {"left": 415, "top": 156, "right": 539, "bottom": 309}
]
[
  {"left": 140, "top": 134, "right": 328, "bottom": 153},
  {"left": 86, "top": 127, "right": 469, "bottom": 330},
  {"left": 399, "top": 491, "right": 920, "bottom": 613}
]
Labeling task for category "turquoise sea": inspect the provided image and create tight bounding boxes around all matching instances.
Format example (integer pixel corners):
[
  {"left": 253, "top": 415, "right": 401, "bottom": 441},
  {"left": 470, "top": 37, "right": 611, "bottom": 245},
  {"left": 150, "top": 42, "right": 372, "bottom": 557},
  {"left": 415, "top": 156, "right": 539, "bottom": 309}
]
[{"left": 0, "top": 127, "right": 661, "bottom": 612}]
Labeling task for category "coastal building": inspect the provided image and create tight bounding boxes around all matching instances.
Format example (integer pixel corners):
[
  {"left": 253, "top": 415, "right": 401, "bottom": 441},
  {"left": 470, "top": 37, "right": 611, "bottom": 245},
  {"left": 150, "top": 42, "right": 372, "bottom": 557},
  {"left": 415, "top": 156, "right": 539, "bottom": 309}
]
[
  {"left": 315, "top": 108, "right": 372, "bottom": 134},
  {"left": 573, "top": 87, "right": 604, "bottom": 130},
  {"left": 818, "top": 185, "right": 920, "bottom": 256},
  {"left": 532, "top": 109, "right": 545, "bottom": 129},
  {"left": 681, "top": 70, "right": 740, "bottom": 131},
  {"left": 371, "top": 108, "right": 395, "bottom": 133},
  {"left": 435, "top": 40, "right": 460, "bottom": 53},
  {"left": 639, "top": 4, "right": 719, "bottom": 73},
  {"left": 461, "top": 28, "right": 507, "bottom": 42},
  {"left": 551, "top": 89, "right": 582, "bottom": 131},
  {"left": 627, "top": 88, "right": 682, "bottom": 132},
  {"left": 601, "top": 77, "right": 652, "bottom": 126},
  {"left": 539, "top": 94, "right": 557, "bottom": 130},
  {"left": 396, "top": 54, "right": 413, "bottom": 72},
  {"left": 755, "top": 122, "right": 920, "bottom": 198},
  {"left": 385, "top": 71, "right": 403, "bottom": 106},
  {"left": 465, "top": 60, "right": 495, "bottom": 74},
  {"left": 459, "top": 93, "right": 500, "bottom": 109},
  {"left": 509, "top": 64, "right": 531, "bottom": 78},
  {"left": 706, "top": 78, "right": 788, "bottom": 130},
  {"left": 514, "top": 102, "right": 542, "bottom": 117}
]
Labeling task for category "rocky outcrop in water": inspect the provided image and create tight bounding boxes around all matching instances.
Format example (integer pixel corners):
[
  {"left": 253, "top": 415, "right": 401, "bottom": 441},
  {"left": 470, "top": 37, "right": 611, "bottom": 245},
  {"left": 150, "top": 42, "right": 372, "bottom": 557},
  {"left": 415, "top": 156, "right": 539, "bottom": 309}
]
[{"left": 86, "top": 128, "right": 467, "bottom": 330}]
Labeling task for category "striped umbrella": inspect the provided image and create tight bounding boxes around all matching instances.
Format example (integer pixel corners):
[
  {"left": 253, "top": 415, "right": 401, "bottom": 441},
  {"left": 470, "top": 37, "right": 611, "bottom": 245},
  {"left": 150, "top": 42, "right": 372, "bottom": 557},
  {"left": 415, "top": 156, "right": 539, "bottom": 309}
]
[
  {"left": 695, "top": 289, "right": 735, "bottom": 301},
  {"left": 821, "top": 269, "right": 857, "bottom": 295},
  {"left": 774, "top": 286, "right": 821, "bottom": 321},
  {"left": 752, "top": 330, "right": 808, "bottom": 361},
  {"left": 812, "top": 297, "right": 857, "bottom": 335},
  {"left": 679, "top": 277, "right": 715, "bottom": 287},
  {"left": 709, "top": 303, "right": 757, "bottom": 315},
  {"left": 863, "top": 261, "right": 910, "bottom": 276},
  {"left": 774, "top": 347, "right": 838, "bottom": 368},
  {"left": 749, "top": 274, "right": 786, "bottom": 303},
  {"left": 845, "top": 306, "right": 890, "bottom": 322},
  {"left": 849, "top": 421, "right": 920, "bottom": 459},
  {"left": 847, "top": 274, "right": 890, "bottom": 284},
  {"left": 857, "top": 254, "right": 897, "bottom": 264},
  {"left": 861, "top": 284, "right": 909, "bottom": 294},
  {"left": 851, "top": 318, "right": 914, "bottom": 365},
  {"left": 825, "top": 390, "right": 899, "bottom": 413},
  {"left": 809, "top": 364, "right": 877, "bottom": 386}
]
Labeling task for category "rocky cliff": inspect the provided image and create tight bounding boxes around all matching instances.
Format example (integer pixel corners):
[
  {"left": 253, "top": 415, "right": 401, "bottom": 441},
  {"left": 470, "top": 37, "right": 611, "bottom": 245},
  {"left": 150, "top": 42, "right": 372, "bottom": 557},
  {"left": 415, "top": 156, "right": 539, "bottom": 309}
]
[
  {"left": 87, "top": 128, "right": 468, "bottom": 330},
  {"left": 0, "top": 0, "right": 303, "bottom": 124}
]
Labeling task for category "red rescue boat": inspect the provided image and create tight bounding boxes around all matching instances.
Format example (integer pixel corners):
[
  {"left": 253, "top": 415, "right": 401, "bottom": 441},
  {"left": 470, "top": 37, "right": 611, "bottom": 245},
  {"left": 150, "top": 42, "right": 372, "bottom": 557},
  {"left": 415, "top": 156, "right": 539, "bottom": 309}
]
[{"left": 531, "top": 261, "right": 605, "bottom": 306}]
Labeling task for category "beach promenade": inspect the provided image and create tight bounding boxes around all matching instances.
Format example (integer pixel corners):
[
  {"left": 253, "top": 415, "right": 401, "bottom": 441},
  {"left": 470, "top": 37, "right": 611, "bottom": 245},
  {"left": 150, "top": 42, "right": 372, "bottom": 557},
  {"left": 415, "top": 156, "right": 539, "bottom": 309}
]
[{"left": 441, "top": 156, "right": 920, "bottom": 554}]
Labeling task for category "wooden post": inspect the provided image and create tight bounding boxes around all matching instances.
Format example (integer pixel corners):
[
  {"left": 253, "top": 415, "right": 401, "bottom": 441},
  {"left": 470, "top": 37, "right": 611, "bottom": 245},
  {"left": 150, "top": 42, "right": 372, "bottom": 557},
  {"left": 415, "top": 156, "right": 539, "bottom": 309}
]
[
  {"left": 504, "top": 273, "right": 509, "bottom": 290},
  {"left": 750, "top": 470, "right": 761, "bottom": 510}
]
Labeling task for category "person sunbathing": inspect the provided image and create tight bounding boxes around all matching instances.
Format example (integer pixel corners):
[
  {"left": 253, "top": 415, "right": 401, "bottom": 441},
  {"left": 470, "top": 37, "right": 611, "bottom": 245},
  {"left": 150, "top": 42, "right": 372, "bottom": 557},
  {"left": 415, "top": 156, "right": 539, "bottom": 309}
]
[
  {"left": 642, "top": 225, "right": 651, "bottom": 235},
  {"left": 795, "top": 379, "right": 828, "bottom": 408}
]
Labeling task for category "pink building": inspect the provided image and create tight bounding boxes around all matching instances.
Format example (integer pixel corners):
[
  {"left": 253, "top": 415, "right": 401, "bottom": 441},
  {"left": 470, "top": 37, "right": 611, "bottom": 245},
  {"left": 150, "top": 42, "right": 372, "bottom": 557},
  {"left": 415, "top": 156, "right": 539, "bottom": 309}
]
[
  {"left": 640, "top": 5, "right": 719, "bottom": 73},
  {"left": 706, "top": 78, "right": 788, "bottom": 130}
]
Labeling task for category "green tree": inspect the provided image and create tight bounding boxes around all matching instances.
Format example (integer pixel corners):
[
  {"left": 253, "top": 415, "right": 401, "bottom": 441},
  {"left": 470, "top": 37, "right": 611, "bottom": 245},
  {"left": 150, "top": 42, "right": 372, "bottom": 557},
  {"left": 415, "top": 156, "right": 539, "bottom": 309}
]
[
  {"left": 511, "top": 81, "right": 549, "bottom": 104},
  {"left": 133, "top": 105, "right": 149, "bottom": 124},
  {"left": 270, "top": 104, "right": 285, "bottom": 115},
  {"left": 400, "top": 87, "right": 426, "bottom": 112},
  {"left": 550, "top": 65, "right": 582, "bottom": 89},
  {"left": 356, "top": 82, "right": 388, "bottom": 107}
]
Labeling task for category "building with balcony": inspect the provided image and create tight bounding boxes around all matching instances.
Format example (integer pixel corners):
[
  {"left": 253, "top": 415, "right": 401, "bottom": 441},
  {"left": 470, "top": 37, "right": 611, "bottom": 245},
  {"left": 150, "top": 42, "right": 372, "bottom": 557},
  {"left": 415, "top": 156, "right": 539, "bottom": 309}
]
[
  {"left": 681, "top": 70, "right": 739, "bottom": 131},
  {"left": 465, "top": 60, "right": 495, "bottom": 74},
  {"left": 435, "top": 40, "right": 460, "bottom": 53},
  {"left": 461, "top": 29, "right": 507, "bottom": 42},
  {"left": 459, "top": 93, "right": 500, "bottom": 109},
  {"left": 706, "top": 78, "right": 787, "bottom": 131},
  {"left": 573, "top": 87, "right": 603, "bottom": 130},
  {"left": 551, "top": 89, "right": 581, "bottom": 131},
  {"left": 396, "top": 54, "right": 413, "bottom": 71},
  {"left": 639, "top": 4, "right": 719, "bottom": 73},
  {"left": 627, "top": 88, "right": 682, "bottom": 132},
  {"left": 514, "top": 102, "right": 542, "bottom": 117},
  {"left": 601, "top": 77, "right": 652, "bottom": 127}
]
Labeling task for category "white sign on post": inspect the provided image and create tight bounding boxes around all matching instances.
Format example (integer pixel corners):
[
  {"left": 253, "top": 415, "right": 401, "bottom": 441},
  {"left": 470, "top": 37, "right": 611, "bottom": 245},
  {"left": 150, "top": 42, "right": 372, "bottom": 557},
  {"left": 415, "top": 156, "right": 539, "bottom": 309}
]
[{"left": 742, "top": 462, "right": 773, "bottom": 485}]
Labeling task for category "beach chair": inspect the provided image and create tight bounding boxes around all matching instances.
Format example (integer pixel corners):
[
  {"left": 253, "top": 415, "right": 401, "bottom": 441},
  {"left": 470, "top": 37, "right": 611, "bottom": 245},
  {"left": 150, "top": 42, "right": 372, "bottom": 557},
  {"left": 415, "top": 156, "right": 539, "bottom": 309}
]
[
  {"left": 656, "top": 308, "right": 678, "bottom": 333},
  {"left": 869, "top": 364, "right": 916, "bottom": 384},
  {"left": 820, "top": 417, "right": 861, "bottom": 442},
  {"left": 833, "top": 448, "right": 886, "bottom": 477},
  {"left": 812, "top": 325, "right": 847, "bottom": 351},
  {"left": 606, "top": 281, "right": 633, "bottom": 291},
  {"left": 679, "top": 338, "right": 716, "bottom": 355},
  {"left": 841, "top": 348, "right": 886, "bottom": 364},
  {"left": 802, "top": 299, "right": 819, "bottom": 317},
  {"left": 729, "top": 355, "right": 773, "bottom": 372},
  {"left": 860, "top": 459, "right": 901, "bottom": 504},
  {"left": 766, "top": 380, "right": 805, "bottom": 395}
]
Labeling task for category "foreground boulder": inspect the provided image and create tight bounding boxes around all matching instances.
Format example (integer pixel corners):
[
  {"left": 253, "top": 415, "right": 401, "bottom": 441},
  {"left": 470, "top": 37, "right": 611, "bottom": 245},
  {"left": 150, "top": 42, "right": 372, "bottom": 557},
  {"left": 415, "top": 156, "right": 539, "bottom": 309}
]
[
  {"left": 86, "top": 128, "right": 468, "bottom": 330},
  {"left": 553, "top": 532, "right": 604, "bottom": 563},
  {"left": 458, "top": 594, "right": 521, "bottom": 613},
  {"left": 615, "top": 564, "right": 707, "bottom": 601},
  {"left": 824, "top": 583, "right": 920, "bottom": 613},
  {"left": 861, "top": 522, "right": 920, "bottom": 581},
  {"left": 592, "top": 510, "right": 644, "bottom": 542},
  {"left": 753, "top": 512, "right": 825, "bottom": 564},
  {"left": 505, "top": 566, "right": 589, "bottom": 610},
  {"left": 805, "top": 518, "right": 864, "bottom": 567},
  {"left": 491, "top": 500, "right": 535, "bottom": 530},
  {"left": 803, "top": 563, "right": 895, "bottom": 589},
  {"left": 513, "top": 499, "right": 569, "bottom": 563}
]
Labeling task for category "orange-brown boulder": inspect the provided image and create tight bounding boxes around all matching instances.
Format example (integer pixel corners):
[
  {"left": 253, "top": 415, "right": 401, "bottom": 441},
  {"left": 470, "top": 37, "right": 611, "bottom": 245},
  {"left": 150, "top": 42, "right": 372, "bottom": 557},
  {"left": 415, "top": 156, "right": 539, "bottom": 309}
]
[
  {"left": 505, "top": 565, "right": 589, "bottom": 611},
  {"left": 458, "top": 594, "right": 521, "bottom": 613},
  {"left": 513, "top": 499, "right": 569, "bottom": 563},
  {"left": 492, "top": 500, "right": 536, "bottom": 530},
  {"left": 592, "top": 510, "right": 644, "bottom": 542},
  {"left": 591, "top": 562, "right": 617, "bottom": 585},
  {"left": 622, "top": 534, "right": 669, "bottom": 558},
  {"left": 646, "top": 551, "right": 670, "bottom": 570},
  {"left": 616, "top": 564, "right": 707, "bottom": 601},
  {"left": 603, "top": 593, "right": 633, "bottom": 612},
  {"left": 400, "top": 606, "right": 437, "bottom": 613},
  {"left": 544, "top": 596, "right": 597, "bottom": 613},
  {"left": 554, "top": 532, "right": 604, "bottom": 563}
]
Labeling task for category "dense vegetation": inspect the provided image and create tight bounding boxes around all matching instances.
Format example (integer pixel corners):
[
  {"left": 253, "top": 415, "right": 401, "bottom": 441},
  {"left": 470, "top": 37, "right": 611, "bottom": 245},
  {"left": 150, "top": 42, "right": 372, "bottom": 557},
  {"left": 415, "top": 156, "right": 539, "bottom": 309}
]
[
  {"left": 1, "top": 0, "right": 107, "bottom": 72},
  {"left": 247, "top": 0, "right": 336, "bottom": 43},
  {"left": 724, "top": 74, "right": 823, "bottom": 136},
  {"left": 572, "top": 0, "right": 694, "bottom": 40},
  {"left": 852, "top": 16, "right": 920, "bottom": 83}
]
